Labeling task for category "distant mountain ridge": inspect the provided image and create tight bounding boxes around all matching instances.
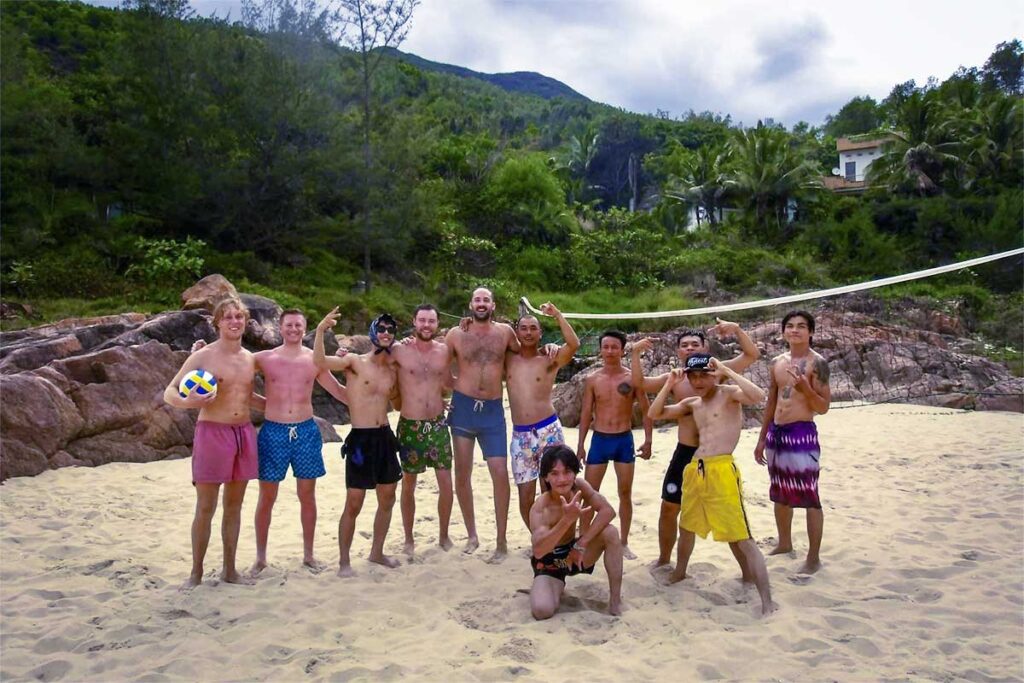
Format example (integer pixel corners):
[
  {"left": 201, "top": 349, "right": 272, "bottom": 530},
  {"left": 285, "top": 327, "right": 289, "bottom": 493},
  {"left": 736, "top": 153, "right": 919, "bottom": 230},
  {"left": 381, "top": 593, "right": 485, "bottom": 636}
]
[{"left": 381, "top": 47, "right": 591, "bottom": 101}]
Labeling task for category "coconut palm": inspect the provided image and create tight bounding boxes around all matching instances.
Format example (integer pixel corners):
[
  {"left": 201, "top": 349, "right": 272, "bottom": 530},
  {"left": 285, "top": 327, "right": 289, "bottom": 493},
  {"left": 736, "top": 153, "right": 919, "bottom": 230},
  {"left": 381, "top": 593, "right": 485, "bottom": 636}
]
[
  {"left": 550, "top": 126, "right": 601, "bottom": 206},
  {"left": 867, "top": 91, "right": 963, "bottom": 195},
  {"left": 663, "top": 142, "right": 729, "bottom": 227},
  {"left": 725, "top": 123, "right": 822, "bottom": 243}
]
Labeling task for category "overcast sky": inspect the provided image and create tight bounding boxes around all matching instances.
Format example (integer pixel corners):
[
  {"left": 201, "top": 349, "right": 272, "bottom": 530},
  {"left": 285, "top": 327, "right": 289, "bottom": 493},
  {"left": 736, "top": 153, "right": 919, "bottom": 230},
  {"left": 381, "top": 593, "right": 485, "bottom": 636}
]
[{"left": 90, "top": 0, "right": 1021, "bottom": 126}]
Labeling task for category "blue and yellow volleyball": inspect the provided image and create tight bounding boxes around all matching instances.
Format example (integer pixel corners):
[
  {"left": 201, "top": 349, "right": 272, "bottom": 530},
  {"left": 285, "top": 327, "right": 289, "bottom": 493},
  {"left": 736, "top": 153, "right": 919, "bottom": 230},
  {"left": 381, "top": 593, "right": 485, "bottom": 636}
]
[{"left": 178, "top": 369, "right": 217, "bottom": 399}]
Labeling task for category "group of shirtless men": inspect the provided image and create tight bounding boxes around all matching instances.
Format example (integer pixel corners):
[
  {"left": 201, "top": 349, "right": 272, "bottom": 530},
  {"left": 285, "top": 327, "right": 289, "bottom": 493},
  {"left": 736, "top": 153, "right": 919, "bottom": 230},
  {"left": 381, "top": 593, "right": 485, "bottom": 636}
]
[{"left": 165, "top": 287, "right": 831, "bottom": 618}]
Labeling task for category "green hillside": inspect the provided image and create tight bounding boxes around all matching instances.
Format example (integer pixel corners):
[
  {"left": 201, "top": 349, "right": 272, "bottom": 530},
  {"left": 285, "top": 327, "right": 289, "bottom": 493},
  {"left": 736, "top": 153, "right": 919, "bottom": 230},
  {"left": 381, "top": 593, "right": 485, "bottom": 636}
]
[{"left": 1, "top": 0, "right": 1021, "bottom": 355}]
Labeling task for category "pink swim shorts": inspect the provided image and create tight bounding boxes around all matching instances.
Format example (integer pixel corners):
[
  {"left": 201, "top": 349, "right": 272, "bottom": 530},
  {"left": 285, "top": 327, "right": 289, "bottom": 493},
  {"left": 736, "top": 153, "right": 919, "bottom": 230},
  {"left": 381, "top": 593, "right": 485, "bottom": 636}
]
[{"left": 192, "top": 421, "right": 258, "bottom": 484}]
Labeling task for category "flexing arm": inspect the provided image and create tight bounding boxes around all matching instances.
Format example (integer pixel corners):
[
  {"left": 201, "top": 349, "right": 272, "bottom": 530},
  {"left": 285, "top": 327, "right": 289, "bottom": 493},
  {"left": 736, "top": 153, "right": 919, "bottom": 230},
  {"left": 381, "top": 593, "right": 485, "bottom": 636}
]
[
  {"left": 712, "top": 319, "right": 759, "bottom": 374},
  {"left": 313, "top": 307, "right": 350, "bottom": 372},
  {"left": 713, "top": 358, "right": 765, "bottom": 405},
  {"left": 630, "top": 338, "right": 668, "bottom": 394},
  {"left": 648, "top": 369, "right": 688, "bottom": 420},
  {"left": 754, "top": 359, "right": 780, "bottom": 465},
  {"left": 541, "top": 302, "right": 580, "bottom": 367}
]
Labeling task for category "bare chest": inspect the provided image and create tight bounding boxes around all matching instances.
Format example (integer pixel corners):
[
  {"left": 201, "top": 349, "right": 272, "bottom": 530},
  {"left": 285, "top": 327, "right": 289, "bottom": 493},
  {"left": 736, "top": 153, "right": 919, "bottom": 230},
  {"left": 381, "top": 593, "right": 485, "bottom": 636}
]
[{"left": 457, "top": 331, "right": 506, "bottom": 368}]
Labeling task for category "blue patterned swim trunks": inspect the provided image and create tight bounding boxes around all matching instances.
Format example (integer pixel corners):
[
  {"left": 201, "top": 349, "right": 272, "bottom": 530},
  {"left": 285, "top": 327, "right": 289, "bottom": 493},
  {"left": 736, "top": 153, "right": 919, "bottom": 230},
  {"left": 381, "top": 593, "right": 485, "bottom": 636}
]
[{"left": 257, "top": 418, "right": 326, "bottom": 481}]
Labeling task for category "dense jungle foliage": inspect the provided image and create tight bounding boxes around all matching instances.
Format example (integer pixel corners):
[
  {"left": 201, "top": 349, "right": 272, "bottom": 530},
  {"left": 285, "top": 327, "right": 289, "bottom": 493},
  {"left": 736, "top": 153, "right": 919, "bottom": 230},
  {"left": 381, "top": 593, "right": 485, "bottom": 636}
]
[{"left": 1, "top": 0, "right": 1021, "bottom": 349}]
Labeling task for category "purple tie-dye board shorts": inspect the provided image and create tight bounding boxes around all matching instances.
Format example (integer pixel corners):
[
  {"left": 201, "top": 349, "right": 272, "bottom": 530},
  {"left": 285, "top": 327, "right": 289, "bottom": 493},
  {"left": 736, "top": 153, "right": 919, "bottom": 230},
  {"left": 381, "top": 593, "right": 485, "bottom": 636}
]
[{"left": 765, "top": 421, "right": 822, "bottom": 509}]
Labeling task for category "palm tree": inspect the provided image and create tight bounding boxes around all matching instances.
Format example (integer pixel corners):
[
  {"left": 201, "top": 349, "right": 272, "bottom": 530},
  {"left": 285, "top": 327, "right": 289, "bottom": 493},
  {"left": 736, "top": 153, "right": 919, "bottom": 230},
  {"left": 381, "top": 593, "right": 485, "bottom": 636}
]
[
  {"left": 962, "top": 96, "right": 1024, "bottom": 190},
  {"left": 725, "top": 123, "right": 821, "bottom": 243},
  {"left": 663, "top": 142, "right": 729, "bottom": 227},
  {"left": 867, "top": 91, "right": 962, "bottom": 195},
  {"left": 550, "top": 126, "right": 600, "bottom": 206}
]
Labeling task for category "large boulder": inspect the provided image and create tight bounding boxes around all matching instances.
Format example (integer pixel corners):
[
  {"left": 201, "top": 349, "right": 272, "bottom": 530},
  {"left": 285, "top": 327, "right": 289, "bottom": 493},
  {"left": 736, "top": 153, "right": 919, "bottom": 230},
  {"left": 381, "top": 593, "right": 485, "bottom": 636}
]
[
  {"left": 181, "top": 274, "right": 238, "bottom": 311},
  {"left": 0, "top": 313, "right": 148, "bottom": 374},
  {"left": 0, "top": 372, "right": 86, "bottom": 479},
  {"left": 240, "top": 293, "right": 282, "bottom": 349}
]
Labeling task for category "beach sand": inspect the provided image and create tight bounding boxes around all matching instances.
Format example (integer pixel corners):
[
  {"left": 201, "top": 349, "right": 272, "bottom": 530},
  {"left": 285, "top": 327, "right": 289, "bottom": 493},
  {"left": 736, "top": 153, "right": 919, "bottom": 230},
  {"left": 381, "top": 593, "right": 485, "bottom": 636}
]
[{"left": 2, "top": 404, "right": 1022, "bottom": 682}]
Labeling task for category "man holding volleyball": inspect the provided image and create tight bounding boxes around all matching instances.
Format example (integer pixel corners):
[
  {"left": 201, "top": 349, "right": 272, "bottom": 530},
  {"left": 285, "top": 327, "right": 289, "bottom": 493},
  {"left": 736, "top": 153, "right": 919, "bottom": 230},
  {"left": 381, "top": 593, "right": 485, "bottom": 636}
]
[{"left": 165, "top": 296, "right": 259, "bottom": 589}]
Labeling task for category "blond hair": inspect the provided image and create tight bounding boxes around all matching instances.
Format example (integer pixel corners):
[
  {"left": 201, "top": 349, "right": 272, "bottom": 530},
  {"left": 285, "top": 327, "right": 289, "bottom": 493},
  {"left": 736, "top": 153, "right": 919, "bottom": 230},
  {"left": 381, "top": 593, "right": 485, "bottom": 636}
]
[{"left": 212, "top": 297, "right": 249, "bottom": 326}]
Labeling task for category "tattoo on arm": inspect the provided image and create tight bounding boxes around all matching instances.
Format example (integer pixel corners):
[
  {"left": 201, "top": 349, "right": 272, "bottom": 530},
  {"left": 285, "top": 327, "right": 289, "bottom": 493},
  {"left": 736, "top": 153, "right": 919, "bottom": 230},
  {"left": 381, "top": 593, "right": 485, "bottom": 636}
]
[{"left": 814, "top": 357, "right": 830, "bottom": 385}]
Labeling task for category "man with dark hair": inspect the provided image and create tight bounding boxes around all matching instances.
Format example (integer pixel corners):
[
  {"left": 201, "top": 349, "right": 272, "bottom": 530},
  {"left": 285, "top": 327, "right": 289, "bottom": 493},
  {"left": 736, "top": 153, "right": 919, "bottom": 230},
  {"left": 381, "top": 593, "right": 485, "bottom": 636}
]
[
  {"left": 390, "top": 303, "right": 456, "bottom": 557},
  {"left": 577, "top": 330, "right": 652, "bottom": 560},
  {"left": 631, "top": 318, "right": 759, "bottom": 573},
  {"left": 444, "top": 287, "right": 521, "bottom": 559},
  {"left": 529, "top": 444, "right": 623, "bottom": 618},
  {"left": 755, "top": 310, "right": 831, "bottom": 574},
  {"left": 650, "top": 355, "right": 775, "bottom": 616},
  {"left": 314, "top": 308, "right": 402, "bottom": 577},
  {"left": 505, "top": 302, "right": 579, "bottom": 531}
]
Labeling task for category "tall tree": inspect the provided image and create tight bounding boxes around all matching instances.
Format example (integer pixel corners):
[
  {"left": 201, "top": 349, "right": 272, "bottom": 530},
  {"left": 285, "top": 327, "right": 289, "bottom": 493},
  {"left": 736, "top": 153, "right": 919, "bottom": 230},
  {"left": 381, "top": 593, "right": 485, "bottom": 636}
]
[
  {"left": 338, "top": 0, "right": 420, "bottom": 291},
  {"left": 981, "top": 39, "right": 1023, "bottom": 95},
  {"left": 726, "top": 123, "right": 821, "bottom": 243},
  {"left": 823, "top": 96, "right": 881, "bottom": 138}
]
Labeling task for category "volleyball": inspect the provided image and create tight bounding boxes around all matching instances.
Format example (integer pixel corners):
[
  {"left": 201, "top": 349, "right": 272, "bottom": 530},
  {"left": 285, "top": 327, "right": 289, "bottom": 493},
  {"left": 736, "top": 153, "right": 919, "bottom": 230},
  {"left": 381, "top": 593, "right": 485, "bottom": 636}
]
[{"left": 178, "top": 369, "right": 217, "bottom": 399}]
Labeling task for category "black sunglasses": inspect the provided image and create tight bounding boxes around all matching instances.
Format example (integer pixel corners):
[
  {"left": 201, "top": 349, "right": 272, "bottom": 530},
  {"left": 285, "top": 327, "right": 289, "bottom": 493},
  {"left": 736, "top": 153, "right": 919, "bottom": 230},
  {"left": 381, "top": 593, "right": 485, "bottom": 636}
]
[{"left": 375, "top": 324, "right": 397, "bottom": 334}]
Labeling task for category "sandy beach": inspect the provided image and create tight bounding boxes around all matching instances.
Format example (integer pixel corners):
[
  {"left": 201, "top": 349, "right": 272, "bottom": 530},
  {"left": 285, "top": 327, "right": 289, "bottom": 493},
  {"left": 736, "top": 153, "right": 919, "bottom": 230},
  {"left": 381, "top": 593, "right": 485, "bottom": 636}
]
[{"left": 2, "top": 404, "right": 1022, "bottom": 682}]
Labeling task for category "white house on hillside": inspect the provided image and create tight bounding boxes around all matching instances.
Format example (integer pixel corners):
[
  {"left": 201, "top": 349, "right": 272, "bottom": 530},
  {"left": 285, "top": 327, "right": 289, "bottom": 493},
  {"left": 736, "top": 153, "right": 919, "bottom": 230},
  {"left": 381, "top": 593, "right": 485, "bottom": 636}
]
[{"left": 822, "top": 135, "right": 895, "bottom": 194}]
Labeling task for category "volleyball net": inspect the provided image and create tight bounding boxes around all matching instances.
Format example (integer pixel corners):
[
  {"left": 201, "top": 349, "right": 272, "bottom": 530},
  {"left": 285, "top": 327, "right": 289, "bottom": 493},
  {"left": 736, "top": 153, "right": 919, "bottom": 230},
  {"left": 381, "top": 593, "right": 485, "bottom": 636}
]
[{"left": 519, "top": 248, "right": 1024, "bottom": 410}]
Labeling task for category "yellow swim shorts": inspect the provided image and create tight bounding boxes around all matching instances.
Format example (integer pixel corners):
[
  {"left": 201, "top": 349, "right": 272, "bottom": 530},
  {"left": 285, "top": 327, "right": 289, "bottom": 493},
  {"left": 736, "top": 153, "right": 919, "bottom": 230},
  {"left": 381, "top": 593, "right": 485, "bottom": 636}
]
[{"left": 679, "top": 454, "right": 752, "bottom": 543}]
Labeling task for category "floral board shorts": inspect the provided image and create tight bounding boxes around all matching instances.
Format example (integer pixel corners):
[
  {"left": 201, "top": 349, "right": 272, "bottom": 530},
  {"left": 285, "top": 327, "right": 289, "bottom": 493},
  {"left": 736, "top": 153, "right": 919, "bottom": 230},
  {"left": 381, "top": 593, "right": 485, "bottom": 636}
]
[{"left": 397, "top": 415, "right": 453, "bottom": 474}]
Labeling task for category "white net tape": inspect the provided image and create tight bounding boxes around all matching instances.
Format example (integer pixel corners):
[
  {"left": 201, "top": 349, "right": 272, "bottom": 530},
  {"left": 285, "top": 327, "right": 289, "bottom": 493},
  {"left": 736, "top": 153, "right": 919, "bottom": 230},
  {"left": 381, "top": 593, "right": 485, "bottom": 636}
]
[{"left": 520, "top": 247, "right": 1024, "bottom": 320}]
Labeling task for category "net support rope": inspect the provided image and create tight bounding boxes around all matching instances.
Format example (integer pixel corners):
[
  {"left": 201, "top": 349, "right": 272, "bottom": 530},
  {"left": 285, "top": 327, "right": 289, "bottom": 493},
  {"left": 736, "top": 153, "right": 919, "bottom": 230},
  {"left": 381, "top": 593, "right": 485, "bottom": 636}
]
[{"left": 520, "top": 247, "right": 1024, "bottom": 320}]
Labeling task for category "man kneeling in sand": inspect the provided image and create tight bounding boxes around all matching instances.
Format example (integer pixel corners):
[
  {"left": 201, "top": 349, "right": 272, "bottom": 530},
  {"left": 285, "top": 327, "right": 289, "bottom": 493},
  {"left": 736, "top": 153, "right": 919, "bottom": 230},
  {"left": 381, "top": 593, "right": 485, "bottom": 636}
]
[
  {"left": 649, "top": 354, "right": 776, "bottom": 616},
  {"left": 529, "top": 445, "right": 623, "bottom": 619},
  {"left": 314, "top": 308, "right": 402, "bottom": 576}
]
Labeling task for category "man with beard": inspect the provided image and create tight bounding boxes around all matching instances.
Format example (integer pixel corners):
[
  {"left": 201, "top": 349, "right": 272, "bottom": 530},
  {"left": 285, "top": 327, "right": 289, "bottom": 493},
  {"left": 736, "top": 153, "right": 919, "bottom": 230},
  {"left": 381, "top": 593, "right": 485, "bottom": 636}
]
[
  {"left": 445, "top": 287, "right": 520, "bottom": 558},
  {"left": 506, "top": 302, "right": 579, "bottom": 531},
  {"left": 390, "top": 304, "right": 456, "bottom": 557},
  {"left": 577, "top": 331, "right": 653, "bottom": 561},
  {"left": 630, "top": 320, "right": 759, "bottom": 575},
  {"left": 314, "top": 308, "right": 402, "bottom": 577},
  {"left": 164, "top": 297, "right": 258, "bottom": 589}
]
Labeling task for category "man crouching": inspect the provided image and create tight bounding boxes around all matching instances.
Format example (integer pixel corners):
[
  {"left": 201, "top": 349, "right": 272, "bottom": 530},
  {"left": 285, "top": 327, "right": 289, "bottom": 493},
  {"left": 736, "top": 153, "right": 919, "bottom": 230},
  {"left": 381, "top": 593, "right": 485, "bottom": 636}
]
[{"left": 529, "top": 445, "right": 624, "bottom": 618}]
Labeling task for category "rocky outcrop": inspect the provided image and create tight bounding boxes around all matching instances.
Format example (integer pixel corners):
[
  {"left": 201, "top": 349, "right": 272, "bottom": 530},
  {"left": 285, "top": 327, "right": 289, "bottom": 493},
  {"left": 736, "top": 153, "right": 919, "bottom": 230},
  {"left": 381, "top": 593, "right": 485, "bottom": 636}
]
[
  {"left": 181, "top": 274, "right": 238, "bottom": 311},
  {"left": 552, "top": 311, "right": 1022, "bottom": 427},
  {"left": 0, "top": 275, "right": 351, "bottom": 480},
  {"left": 0, "top": 342, "right": 195, "bottom": 479}
]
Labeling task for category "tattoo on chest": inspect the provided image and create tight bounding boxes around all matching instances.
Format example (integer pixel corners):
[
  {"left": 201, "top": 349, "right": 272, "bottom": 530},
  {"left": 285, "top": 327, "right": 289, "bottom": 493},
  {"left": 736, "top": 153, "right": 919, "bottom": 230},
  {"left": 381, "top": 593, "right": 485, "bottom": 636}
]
[
  {"left": 617, "top": 382, "right": 632, "bottom": 396},
  {"left": 782, "top": 386, "right": 792, "bottom": 399}
]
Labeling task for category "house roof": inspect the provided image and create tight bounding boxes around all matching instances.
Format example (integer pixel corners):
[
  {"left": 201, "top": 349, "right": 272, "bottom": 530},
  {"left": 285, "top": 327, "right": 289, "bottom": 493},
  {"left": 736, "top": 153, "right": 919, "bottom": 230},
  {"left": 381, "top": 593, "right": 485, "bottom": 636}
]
[{"left": 836, "top": 136, "right": 893, "bottom": 152}]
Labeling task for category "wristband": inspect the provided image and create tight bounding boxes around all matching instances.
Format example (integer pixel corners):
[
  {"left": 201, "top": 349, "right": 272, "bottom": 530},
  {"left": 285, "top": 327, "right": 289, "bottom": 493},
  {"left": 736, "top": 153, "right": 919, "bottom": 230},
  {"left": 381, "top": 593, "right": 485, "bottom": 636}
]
[{"left": 572, "top": 542, "right": 586, "bottom": 553}]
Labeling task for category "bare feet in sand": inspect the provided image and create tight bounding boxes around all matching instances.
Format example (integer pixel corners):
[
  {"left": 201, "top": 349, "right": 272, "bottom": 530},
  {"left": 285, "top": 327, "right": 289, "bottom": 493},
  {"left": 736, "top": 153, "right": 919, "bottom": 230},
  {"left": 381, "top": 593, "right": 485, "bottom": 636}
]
[
  {"left": 248, "top": 560, "right": 267, "bottom": 577},
  {"left": 302, "top": 558, "right": 327, "bottom": 573},
  {"left": 609, "top": 598, "right": 624, "bottom": 616},
  {"left": 403, "top": 540, "right": 415, "bottom": 557},
  {"left": 486, "top": 545, "right": 508, "bottom": 564},
  {"left": 337, "top": 565, "right": 356, "bottom": 578},
  {"left": 760, "top": 601, "right": 779, "bottom": 617},
  {"left": 667, "top": 569, "right": 689, "bottom": 585},
  {"left": 368, "top": 553, "right": 401, "bottom": 569},
  {"left": 220, "top": 570, "right": 255, "bottom": 585},
  {"left": 648, "top": 558, "right": 670, "bottom": 574},
  {"left": 463, "top": 537, "right": 480, "bottom": 554},
  {"left": 768, "top": 545, "right": 793, "bottom": 556},
  {"left": 799, "top": 559, "right": 821, "bottom": 574},
  {"left": 180, "top": 573, "right": 203, "bottom": 591},
  {"left": 622, "top": 545, "right": 637, "bottom": 561},
  {"left": 438, "top": 537, "right": 453, "bottom": 552}
]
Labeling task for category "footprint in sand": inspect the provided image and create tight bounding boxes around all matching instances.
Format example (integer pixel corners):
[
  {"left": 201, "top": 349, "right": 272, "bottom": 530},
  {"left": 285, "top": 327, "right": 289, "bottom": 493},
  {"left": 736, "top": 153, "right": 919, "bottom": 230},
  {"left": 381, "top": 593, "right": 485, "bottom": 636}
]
[{"left": 495, "top": 636, "right": 536, "bottom": 663}]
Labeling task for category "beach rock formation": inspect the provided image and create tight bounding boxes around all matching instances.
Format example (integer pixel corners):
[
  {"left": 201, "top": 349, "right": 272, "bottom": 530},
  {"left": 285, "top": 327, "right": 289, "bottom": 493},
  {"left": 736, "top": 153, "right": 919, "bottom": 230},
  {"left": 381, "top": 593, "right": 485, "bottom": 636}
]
[
  {"left": 0, "top": 276, "right": 349, "bottom": 480},
  {"left": 552, "top": 310, "right": 1022, "bottom": 428}
]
